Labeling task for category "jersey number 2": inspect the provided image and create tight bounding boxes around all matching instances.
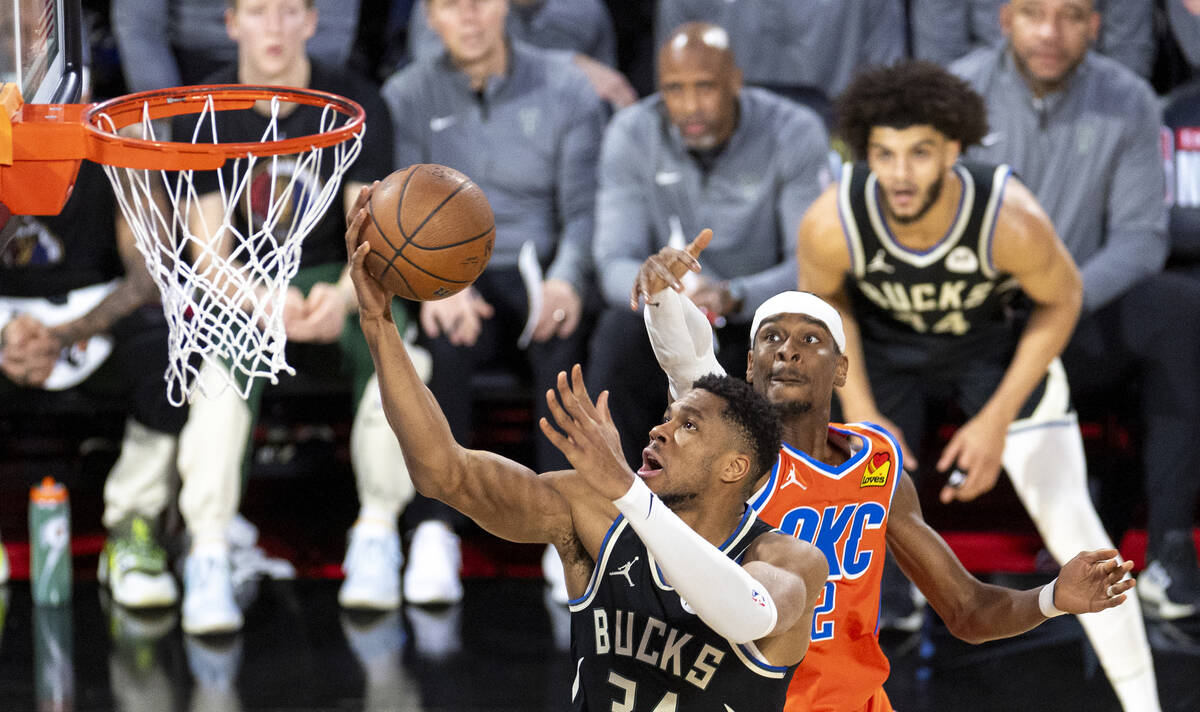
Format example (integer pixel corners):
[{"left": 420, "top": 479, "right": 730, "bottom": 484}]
[
  {"left": 608, "top": 672, "right": 678, "bottom": 711},
  {"left": 811, "top": 581, "right": 837, "bottom": 641}
]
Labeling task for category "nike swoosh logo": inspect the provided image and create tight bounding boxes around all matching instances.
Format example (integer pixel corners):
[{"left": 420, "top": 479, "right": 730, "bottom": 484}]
[
  {"left": 655, "top": 171, "right": 681, "bottom": 185},
  {"left": 430, "top": 115, "right": 456, "bottom": 132}
]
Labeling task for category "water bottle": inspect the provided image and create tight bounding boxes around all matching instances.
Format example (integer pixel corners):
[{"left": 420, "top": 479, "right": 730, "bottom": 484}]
[{"left": 29, "top": 477, "right": 72, "bottom": 607}]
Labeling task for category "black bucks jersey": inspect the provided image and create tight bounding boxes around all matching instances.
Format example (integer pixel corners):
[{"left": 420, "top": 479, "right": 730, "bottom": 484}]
[
  {"left": 569, "top": 508, "right": 794, "bottom": 712},
  {"left": 838, "top": 161, "right": 1022, "bottom": 367}
]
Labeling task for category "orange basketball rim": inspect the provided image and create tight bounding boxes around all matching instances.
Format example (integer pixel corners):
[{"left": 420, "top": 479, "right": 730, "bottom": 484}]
[{"left": 0, "top": 83, "right": 365, "bottom": 216}]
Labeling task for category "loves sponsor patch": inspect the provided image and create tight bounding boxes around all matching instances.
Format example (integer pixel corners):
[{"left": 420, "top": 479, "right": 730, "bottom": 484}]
[{"left": 860, "top": 451, "right": 891, "bottom": 488}]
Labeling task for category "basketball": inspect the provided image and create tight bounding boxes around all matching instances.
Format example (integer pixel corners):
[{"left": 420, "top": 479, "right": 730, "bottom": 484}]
[{"left": 360, "top": 164, "right": 495, "bottom": 301}]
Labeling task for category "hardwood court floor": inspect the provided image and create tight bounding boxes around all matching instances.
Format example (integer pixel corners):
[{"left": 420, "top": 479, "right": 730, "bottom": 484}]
[{"left": 0, "top": 577, "right": 1196, "bottom": 711}]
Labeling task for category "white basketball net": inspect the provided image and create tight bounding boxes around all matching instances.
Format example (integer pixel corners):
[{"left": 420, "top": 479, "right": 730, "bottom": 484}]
[{"left": 92, "top": 94, "right": 363, "bottom": 405}]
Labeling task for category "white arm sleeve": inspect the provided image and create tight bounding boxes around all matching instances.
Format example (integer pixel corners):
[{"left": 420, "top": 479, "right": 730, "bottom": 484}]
[
  {"left": 643, "top": 288, "right": 725, "bottom": 400},
  {"left": 613, "top": 477, "right": 778, "bottom": 643}
]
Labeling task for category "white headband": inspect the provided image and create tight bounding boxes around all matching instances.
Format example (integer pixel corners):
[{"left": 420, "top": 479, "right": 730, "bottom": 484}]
[{"left": 749, "top": 291, "right": 846, "bottom": 352}]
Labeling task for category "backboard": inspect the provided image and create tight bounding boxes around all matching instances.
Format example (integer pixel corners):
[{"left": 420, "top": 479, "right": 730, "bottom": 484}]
[{"left": 0, "top": 0, "right": 81, "bottom": 106}]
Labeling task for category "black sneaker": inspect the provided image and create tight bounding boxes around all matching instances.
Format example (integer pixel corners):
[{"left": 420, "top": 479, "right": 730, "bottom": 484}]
[{"left": 1139, "top": 531, "right": 1200, "bottom": 620}]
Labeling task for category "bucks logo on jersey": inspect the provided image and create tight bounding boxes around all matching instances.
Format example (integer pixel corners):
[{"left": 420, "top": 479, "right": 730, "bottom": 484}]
[{"left": 838, "top": 162, "right": 1017, "bottom": 339}]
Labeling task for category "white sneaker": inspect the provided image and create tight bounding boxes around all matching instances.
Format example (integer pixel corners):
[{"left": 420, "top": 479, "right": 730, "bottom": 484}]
[
  {"left": 182, "top": 548, "right": 243, "bottom": 635},
  {"left": 542, "top": 544, "right": 569, "bottom": 605},
  {"left": 339, "top": 524, "right": 402, "bottom": 610},
  {"left": 1139, "top": 560, "right": 1199, "bottom": 620},
  {"left": 403, "top": 521, "right": 463, "bottom": 606}
]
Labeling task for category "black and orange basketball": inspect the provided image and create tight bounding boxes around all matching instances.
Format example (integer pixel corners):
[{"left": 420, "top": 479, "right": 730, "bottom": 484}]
[{"left": 360, "top": 164, "right": 495, "bottom": 301}]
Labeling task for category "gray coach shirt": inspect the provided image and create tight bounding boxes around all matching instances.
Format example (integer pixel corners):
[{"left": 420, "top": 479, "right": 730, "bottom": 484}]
[
  {"left": 655, "top": 0, "right": 904, "bottom": 99},
  {"left": 381, "top": 41, "right": 607, "bottom": 294},
  {"left": 593, "top": 87, "right": 830, "bottom": 321},
  {"left": 911, "top": 0, "right": 1155, "bottom": 79},
  {"left": 951, "top": 46, "right": 1167, "bottom": 313}
]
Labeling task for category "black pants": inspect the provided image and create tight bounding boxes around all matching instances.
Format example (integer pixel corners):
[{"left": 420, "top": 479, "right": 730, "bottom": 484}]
[
  {"left": 408, "top": 267, "right": 590, "bottom": 526},
  {"left": 585, "top": 307, "right": 750, "bottom": 469},
  {"left": 0, "top": 305, "right": 187, "bottom": 435},
  {"left": 1060, "top": 272, "right": 1200, "bottom": 555}
]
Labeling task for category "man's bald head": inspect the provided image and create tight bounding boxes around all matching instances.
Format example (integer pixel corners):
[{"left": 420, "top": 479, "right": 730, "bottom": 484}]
[
  {"left": 657, "top": 22, "right": 737, "bottom": 77},
  {"left": 656, "top": 23, "right": 742, "bottom": 149}
]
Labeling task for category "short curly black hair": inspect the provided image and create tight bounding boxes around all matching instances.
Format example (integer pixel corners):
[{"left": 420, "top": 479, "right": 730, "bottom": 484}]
[
  {"left": 692, "top": 374, "right": 781, "bottom": 486},
  {"left": 835, "top": 60, "right": 989, "bottom": 161}
]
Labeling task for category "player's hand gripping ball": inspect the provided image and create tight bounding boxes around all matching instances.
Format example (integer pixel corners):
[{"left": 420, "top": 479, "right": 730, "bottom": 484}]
[{"left": 359, "top": 164, "right": 496, "bottom": 301}]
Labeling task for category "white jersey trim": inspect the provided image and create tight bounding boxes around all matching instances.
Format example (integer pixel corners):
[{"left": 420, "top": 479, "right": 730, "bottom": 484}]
[
  {"left": 732, "top": 641, "right": 790, "bottom": 678},
  {"left": 750, "top": 429, "right": 875, "bottom": 516},
  {"left": 568, "top": 517, "right": 627, "bottom": 612},
  {"left": 978, "top": 165, "right": 1012, "bottom": 280},
  {"left": 779, "top": 430, "right": 871, "bottom": 481},
  {"left": 865, "top": 163, "right": 975, "bottom": 268},
  {"left": 837, "top": 163, "right": 867, "bottom": 278}
]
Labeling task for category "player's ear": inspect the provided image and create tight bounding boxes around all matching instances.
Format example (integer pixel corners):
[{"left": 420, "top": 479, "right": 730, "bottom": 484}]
[
  {"left": 833, "top": 352, "right": 849, "bottom": 389},
  {"left": 745, "top": 350, "right": 755, "bottom": 384},
  {"left": 722, "top": 449, "right": 752, "bottom": 487}
]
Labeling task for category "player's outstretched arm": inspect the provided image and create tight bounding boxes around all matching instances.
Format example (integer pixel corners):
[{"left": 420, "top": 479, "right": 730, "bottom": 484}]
[
  {"left": 887, "top": 473, "right": 1132, "bottom": 644},
  {"left": 637, "top": 230, "right": 728, "bottom": 399},
  {"left": 345, "top": 185, "right": 572, "bottom": 546}
]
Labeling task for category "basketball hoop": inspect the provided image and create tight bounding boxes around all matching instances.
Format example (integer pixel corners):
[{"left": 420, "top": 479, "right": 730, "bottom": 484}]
[{"left": 0, "top": 85, "right": 365, "bottom": 404}]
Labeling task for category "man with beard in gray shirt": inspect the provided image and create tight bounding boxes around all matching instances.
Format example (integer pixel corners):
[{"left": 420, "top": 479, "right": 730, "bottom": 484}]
[
  {"left": 953, "top": 0, "right": 1200, "bottom": 623},
  {"left": 910, "top": 0, "right": 1154, "bottom": 79},
  {"left": 589, "top": 21, "right": 830, "bottom": 470}
]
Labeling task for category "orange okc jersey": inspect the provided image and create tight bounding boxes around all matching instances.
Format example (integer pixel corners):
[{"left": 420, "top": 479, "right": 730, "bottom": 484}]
[{"left": 748, "top": 422, "right": 903, "bottom": 712}]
